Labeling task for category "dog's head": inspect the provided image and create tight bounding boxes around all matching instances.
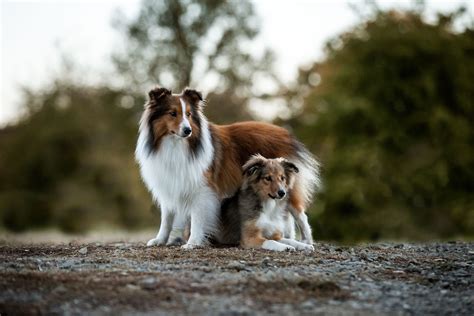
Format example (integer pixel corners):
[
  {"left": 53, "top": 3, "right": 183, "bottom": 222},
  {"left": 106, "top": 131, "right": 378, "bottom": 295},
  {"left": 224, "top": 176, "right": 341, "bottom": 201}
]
[
  {"left": 242, "top": 154, "right": 299, "bottom": 201},
  {"left": 142, "top": 87, "right": 204, "bottom": 147}
]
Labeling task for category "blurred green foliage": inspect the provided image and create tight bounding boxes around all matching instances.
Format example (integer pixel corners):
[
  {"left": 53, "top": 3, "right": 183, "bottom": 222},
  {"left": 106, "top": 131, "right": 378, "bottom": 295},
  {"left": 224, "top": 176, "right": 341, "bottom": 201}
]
[
  {"left": 0, "top": 2, "right": 472, "bottom": 241},
  {"left": 0, "top": 82, "right": 151, "bottom": 232},
  {"left": 287, "top": 8, "right": 474, "bottom": 241}
]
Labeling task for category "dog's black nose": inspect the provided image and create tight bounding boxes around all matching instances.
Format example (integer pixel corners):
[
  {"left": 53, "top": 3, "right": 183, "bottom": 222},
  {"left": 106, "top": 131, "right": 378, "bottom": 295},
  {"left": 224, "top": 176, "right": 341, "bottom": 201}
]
[
  {"left": 183, "top": 127, "right": 192, "bottom": 136},
  {"left": 278, "top": 190, "right": 286, "bottom": 198}
]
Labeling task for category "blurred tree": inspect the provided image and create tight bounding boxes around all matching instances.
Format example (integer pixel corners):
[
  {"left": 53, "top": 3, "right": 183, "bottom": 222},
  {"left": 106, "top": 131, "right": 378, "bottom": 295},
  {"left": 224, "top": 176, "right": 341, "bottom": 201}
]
[
  {"left": 0, "top": 81, "right": 153, "bottom": 232},
  {"left": 287, "top": 8, "right": 474, "bottom": 241},
  {"left": 112, "top": 0, "right": 278, "bottom": 123}
]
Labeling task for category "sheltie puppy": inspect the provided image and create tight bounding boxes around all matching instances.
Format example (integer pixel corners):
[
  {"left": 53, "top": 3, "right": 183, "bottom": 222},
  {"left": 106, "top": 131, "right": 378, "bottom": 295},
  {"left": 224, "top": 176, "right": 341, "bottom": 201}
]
[
  {"left": 217, "top": 155, "right": 315, "bottom": 251},
  {"left": 135, "top": 87, "right": 319, "bottom": 249}
]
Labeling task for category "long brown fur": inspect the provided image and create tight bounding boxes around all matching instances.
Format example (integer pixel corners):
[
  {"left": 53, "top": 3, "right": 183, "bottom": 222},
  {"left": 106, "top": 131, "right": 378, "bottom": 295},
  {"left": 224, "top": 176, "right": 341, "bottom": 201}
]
[{"left": 208, "top": 122, "right": 306, "bottom": 212}]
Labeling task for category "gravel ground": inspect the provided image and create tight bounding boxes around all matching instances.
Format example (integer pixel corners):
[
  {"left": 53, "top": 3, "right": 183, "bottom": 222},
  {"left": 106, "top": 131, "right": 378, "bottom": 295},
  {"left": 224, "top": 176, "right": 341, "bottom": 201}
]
[{"left": 0, "top": 235, "right": 472, "bottom": 315}]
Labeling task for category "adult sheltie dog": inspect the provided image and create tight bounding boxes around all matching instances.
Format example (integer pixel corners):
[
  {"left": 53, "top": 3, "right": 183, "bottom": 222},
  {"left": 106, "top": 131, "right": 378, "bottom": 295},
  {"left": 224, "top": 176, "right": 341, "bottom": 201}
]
[{"left": 135, "top": 87, "right": 319, "bottom": 249}]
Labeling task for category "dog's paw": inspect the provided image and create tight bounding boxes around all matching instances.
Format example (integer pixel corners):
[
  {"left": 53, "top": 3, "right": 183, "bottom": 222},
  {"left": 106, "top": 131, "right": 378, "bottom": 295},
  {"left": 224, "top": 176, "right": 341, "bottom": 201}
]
[
  {"left": 167, "top": 237, "right": 185, "bottom": 246},
  {"left": 301, "top": 239, "right": 314, "bottom": 245},
  {"left": 146, "top": 237, "right": 167, "bottom": 247},
  {"left": 262, "top": 240, "right": 295, "bottom": 252},
  {"left": 284, "top": 245, "right": 297, "bottom": 252},
  {"left": 181, "top": 243, "right": 204, "bottom": 250},
  {"left": 299, "top": 244, "right": 315, "bottom": 252}
]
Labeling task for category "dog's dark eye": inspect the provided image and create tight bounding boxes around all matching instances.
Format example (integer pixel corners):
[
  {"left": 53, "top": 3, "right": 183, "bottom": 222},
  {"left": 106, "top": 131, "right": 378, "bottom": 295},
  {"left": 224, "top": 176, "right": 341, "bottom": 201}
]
[
  {"left": 265, "top": 176, "right": 272, "bottom": 182},
  {"left": 281, "top": 176, "right": 286, "bottom": 181},
  {"left": 186, "top": 112, "right": 191, "bottom": 117},
  {"left": 170, "top": 111, "right": 177, "bottom": 117}
]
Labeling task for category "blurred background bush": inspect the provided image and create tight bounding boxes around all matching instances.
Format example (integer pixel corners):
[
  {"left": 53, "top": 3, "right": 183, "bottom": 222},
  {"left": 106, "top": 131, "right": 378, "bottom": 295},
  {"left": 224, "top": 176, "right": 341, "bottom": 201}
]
[{"left": 1, "top": 0, "right": 472, "bottom": 242}]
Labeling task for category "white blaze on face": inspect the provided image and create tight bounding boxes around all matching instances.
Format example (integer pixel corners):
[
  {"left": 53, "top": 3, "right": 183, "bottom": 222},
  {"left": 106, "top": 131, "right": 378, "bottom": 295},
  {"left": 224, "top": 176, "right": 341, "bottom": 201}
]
[{"left": 179, "top": 97, "right": 191, "bottom": 136}]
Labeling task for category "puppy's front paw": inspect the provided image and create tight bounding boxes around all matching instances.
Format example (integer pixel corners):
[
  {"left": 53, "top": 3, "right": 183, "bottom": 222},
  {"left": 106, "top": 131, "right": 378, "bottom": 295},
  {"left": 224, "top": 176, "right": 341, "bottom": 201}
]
[
  {"left": 302, "top": 239, "right": 314, "bottom": 245},
  {"left": 284, "top": 245, "right": 296, "bottom": 252},
  {"left": 262, "top": 240, "right": 295, "bottom": 252},
  {"left": 146, "top": 237, "right": 167, "bottom": 247},
  {"left": 301, "top": 244, "right": 315, "bottom": 252}
]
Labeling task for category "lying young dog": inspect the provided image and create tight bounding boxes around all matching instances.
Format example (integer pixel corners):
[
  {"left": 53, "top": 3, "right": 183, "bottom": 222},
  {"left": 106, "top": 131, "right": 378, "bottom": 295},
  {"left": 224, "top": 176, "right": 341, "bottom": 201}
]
[{"left": 217, "top": 155, "right": 315, "bottom": 251}]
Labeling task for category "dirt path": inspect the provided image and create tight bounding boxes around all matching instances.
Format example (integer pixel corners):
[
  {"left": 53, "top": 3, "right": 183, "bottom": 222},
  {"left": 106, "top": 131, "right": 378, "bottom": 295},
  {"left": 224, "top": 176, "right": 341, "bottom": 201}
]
[{"left": 0, "top": 237, "right": 472, "bottom": 315}]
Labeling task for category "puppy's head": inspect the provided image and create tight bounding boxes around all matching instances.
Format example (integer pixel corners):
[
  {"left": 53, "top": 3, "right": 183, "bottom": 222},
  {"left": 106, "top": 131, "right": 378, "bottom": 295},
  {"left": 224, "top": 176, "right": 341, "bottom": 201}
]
[
  {"left": 242, "top": 154, "right": 299, "bottom": 201},
  {"left": 142, "top": 87, "right": 203, "bottom": 145}
]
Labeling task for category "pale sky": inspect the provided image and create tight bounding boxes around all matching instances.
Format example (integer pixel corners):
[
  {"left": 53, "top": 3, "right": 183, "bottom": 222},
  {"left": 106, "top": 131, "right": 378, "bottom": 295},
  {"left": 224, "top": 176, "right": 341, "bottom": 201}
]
[{"left": 1, "top": 0, "right": 472, "bottom": 126}]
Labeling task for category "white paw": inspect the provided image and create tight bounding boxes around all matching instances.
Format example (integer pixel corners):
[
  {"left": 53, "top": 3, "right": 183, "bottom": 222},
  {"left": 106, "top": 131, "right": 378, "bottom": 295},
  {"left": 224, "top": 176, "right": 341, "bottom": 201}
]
[
  {"left": 181, "top": 243, "right": 204, "bottom": 250},
  {"left": 262, "top": 240, "right": 296, "bottom": 252},
  {"left": 302, "top": 239, "right": 314, "bottom": 245},
  {"left": 299, "top": 244, "right": 315, "bottom": 251},
  {"left": 167, "top": 237, "right": 185, "bottom": 246},
  {"left": 283, "top": 245, "right": 296, "bottom": 252},
  {"left": 146, "top": 237, "right": 167, "bottom": 247}
]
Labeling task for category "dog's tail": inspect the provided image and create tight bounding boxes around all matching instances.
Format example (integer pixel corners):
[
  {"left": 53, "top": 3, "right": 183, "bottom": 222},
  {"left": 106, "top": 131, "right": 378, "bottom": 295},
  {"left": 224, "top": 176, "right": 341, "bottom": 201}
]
[{"left": 291, "top": 138, "right": 321, "bottom": 208}]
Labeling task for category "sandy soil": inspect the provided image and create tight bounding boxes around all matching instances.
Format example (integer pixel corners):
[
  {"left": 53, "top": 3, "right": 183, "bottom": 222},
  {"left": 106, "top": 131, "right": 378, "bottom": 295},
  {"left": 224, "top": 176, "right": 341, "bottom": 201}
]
[{"left": 0, "top": 234, "right": 472, "bottom": 315}]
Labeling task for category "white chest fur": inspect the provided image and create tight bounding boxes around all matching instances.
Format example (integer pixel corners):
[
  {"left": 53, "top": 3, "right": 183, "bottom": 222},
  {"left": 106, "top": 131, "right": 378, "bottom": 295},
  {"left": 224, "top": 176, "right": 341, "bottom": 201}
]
[
  {"left": 256, "top": 199, "right": 287, "bottom": 237},
  {"left": 135, "top": 117, "right": 214, "bottom": 211}
]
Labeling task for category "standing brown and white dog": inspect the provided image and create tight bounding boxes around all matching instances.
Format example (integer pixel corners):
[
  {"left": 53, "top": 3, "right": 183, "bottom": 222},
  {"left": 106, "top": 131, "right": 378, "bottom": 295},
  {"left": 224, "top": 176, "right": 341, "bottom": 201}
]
[
  {"left": 217, "top": 155, "right": 315, "bottom": 251},
  {"left": 135, "top": 87, "right": 320, "bottom": 249}
]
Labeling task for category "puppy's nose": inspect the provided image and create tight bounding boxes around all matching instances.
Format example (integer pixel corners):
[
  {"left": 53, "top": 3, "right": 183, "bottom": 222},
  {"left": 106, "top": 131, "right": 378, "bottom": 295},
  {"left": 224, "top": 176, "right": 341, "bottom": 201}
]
[
  {"left": 277, "top": 190, "right": 286, "bottom": 198},
  {"left": 183, "top": 127, "right": 192, "bottom": 136}
]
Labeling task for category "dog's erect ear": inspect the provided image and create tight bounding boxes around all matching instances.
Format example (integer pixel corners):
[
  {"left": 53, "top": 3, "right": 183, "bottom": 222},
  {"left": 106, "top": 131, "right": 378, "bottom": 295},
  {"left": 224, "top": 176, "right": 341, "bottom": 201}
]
[
  {"left": 282, "top": 159, "right": 299, "bottom": 174},
  {"left": 242, "top": 154, "right": 266, "bottom": 176},
  {"left": 182, "top": 88, "right": 203, "bottom": 106},
  {"left": 148, "top": 87, "right": 171, "bottom": 104}
]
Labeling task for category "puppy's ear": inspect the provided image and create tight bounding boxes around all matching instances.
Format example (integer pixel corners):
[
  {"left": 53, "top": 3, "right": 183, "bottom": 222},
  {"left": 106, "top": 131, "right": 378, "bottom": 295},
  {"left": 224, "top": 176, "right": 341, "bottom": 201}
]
[
  {"left": 242, "top": 154, "right": 266, "bottom": 176},
  {"left": 147, "top": 86, "right": 171, "bottom": 105},
  {"left": 282, "top": 159, "right": 299, "bottom": 174},
  {"left": 182, "top": 88, "right": 203, "bottom": 106}
]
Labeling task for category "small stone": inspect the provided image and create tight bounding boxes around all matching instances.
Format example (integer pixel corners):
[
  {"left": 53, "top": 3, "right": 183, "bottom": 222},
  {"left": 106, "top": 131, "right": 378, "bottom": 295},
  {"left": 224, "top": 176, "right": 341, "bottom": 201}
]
[
  {"left": 54, "top": 285, "right": 67, "bottom": 293},
  {"left": 227, "top": 260, "right": 246, "bottom": 271},
  {"left": 262, "top": 257, "right": 272, "bottom": 265},
  {"left": 126, "top": 284, "right": 140, "bottom": 291},
  {"left": 140, "top": 277, "right": 158, "bottom": 290},
  {"left": 301, "top": 299, "right": 316, "bottom": 309},
  {"left": 78, "top": 247, "right": 88, "bottom": 255}
]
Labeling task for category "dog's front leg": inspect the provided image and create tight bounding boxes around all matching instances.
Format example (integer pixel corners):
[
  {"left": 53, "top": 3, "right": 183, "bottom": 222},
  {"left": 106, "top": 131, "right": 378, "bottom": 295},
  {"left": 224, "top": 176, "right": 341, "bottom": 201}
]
[
  {"left": 147, "top": 208, "right": 175, "bottom": 246},
  {"left": 182, "top": 188, "right": 219, "bottom": 249},
  {"left": 166, "top": 213, "right": 190, "bottom": 246},
  {"left": 283, "top": 215, "right": 296, "bottom": 239},
  {"left": 289, "top": 206, "right": 314, "bottom": 245}
]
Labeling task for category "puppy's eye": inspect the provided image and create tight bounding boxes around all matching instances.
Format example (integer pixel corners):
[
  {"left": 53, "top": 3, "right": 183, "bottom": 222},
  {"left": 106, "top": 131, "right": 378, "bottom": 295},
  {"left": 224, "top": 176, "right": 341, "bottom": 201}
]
[
  {"left": 170, "top": 111, "right": 177, "bottom": 117},
  {"left": 281, "top": 176, "right": 286, "bottom": 181},
  {"left": 186, "top": 112, "right": 191, "bottom": 117},
  {"left": 265, "top": 176, "right": 272, "bottom": 182}
]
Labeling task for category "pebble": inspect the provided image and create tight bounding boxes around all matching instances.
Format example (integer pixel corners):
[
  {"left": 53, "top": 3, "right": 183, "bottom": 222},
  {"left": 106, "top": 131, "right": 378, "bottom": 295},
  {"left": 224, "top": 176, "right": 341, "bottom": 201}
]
[
  {"left": 227, "top": 260, "right": 246, "bottom": 271},
  {"left": 78, "top": 247, "right": 88, "bottom": 255},
  {"left": 139, "top": 277, "right": 158, "bottom": 290},
  {"left": 301, "top": 299, "right": 317, "bottom": 309}
]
